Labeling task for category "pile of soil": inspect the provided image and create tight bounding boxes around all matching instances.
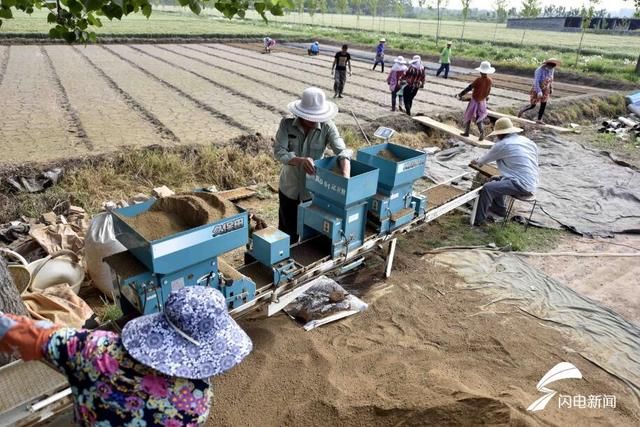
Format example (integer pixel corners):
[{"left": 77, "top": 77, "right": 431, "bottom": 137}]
[
  {"left": 122, "top": 192, "right": 239, "bottom": 241},
  {"left": 209, "top": 246, "right": 639, "bottom": 426},
  {"left": 377, "top": 149, "right": 401, "bottom": 162},
  {"left": 228, "top": 133, "right": 273, "bottom": 155},
  {"left": 425, "top": 185, "right": 466, "bottom": 209}
]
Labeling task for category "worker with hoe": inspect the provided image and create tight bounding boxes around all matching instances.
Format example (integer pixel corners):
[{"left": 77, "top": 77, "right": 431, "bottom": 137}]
[
  {"left": 436, "top": 41, "right": 453, "bottom": 79},
  {"left": 457, "top": 60, "right": 495, "bottom": 141},
  {"left": 470, "top": 117, "right": 539, "bottom": 225},
  {"left": 0, "top": 286, "right": 252, "bottom": 426},
  {"left": 331, "top": 44, "right": 352, "bottom": 98},
  {"left": 373, "top": 38, "right": 386, "bottom": 73},
  {"left": 274, "top": 87, "right": 352, "bottom": 242},
  {"left": 518, "top": 58, "right": 561, "bottom": 124}
]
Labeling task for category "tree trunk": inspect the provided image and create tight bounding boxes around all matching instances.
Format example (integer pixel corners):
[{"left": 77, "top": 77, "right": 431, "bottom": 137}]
[
  {"left": 460, "top": 18, "right": 466, "bottom": 41},
  {"left": 0, "top": 257, "right": 28, "bottom": 367},
  {"left": 636, "top": 54, "right": 640, "bottom": 75},
  {"left": 575, "top": 29, "right": 586, "bottom": 66},
  {"left": 520, "top": 29, "right": 526, "bottom": 47}
]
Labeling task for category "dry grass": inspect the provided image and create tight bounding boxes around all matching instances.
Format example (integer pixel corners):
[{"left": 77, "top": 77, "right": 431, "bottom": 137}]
[{"left": 0, "top": 141, "right": 281, "bottom": 223}]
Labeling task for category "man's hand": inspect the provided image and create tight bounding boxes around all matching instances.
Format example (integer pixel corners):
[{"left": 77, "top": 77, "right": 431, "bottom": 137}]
[
  {"left": 300, "top": 157, "right": 316, "bottom": 175},
  {"left": 339, "top": 158, "right": 351, "bottom": 178},
  {"left": 290, "top": 157, "right": 316, "bottom": 175}
]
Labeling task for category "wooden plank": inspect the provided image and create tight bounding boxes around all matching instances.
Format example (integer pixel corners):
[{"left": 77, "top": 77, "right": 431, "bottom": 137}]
[
  {"left": 413, "top": 116, "right": 494, "bottom": 149},
  {"left": 470, "top": 163, "right": 499, "bottom": 178},
  {"left": 216, "top": 187, "right": 257, "bottom": 201},
  {"left": 487, "top": 110, "right": 574, "bottom": 133}
]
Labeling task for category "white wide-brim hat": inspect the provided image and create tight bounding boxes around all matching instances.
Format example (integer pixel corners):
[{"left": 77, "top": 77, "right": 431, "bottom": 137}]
[
  {"left": 380, "top": 38, "right": 386, "bottom": 42},
  {"left": 288, "top": 87, "right": 338, "bottom": 123},
  {"left": 475, "top": 61, "right": 496, "bottom": 74},
  {"left": 410, "top": 55, "right": 422, "bottom": 64},
  {"left": 394, "top": 56, "right": 407, "bottom": 64}
]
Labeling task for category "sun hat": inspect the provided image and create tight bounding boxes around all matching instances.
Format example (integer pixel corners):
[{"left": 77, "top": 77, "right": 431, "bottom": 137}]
[
  {"left": 447, "top": 41, "right": 452, "bottom": 45},
  {"left": 488, "top": 117, "right": 523, "bottom": 137},
  {"left": 122, "top": 286, "right": 253, "bottom": 380},
  {"left": 410, "top": 55, "right": 422, "bottom": 64},
  {"left": 394, "top": 56, "right": 407, "bottom": 64},
  {"left": 379, "top": 38, "right": 386, "bottom": 42},
  {"left": 544, "top": 58, "right": 561, "bottom": 66},
  {"left": 288, "top": 87, "right": 338, "bottom": 123},
  {"left": 475, "top": 61, "right": 495, "bottom": 74}
]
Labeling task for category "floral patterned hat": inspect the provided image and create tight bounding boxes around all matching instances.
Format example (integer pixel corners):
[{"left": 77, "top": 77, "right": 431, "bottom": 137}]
[{"left": 122, "top": 286, "right": 252, "bottom": 379}]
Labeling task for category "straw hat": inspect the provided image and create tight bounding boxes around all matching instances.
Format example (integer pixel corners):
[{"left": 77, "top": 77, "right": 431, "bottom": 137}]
[
  {"left": 288, "top": 87, "right": 338, "bottom": 123},
  {"left": 544, "top": 58, "right": 561, "bottom": 66},
  {"left": 447, "top": 41, "right": 452, "bottom": 45},
  {"left": 475, "top": 61, "right": 495, "bottom": 74},
  {"left": 394, "top": 56, "right": 407, "bottom": 64},
  {"left": 379, "top": 38, "right": 386, "bottom": 42},
  {"left": 488, "top": 118, "right": 523, "bottom": 137},
  {"left": 122, "top": 286, "right": 252, "bottom": 379}
]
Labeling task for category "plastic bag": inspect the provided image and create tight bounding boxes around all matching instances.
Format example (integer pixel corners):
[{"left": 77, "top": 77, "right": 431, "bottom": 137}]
[{"left": 84, "top": 213, "right": 126, "bottom": 299}]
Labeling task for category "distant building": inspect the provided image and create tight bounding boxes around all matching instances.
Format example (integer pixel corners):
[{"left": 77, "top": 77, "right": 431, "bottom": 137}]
[{"left": 507, "top": 17, "right": 640, "bottom": 32}]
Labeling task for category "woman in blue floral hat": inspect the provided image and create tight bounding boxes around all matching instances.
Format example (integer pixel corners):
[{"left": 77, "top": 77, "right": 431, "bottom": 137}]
[{"left": 0, "top": 286, "right": 252, "bottom": 426}]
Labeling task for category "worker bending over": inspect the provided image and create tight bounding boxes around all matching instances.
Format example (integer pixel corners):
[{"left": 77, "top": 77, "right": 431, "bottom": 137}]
[
  {"left": 308, "top": 41, "right": 320, "bottom": 56},
  {"left": 471, "top": 118, "right": 539, "bottom": 225},
  {"left": 0, "top": 286, "right": 252, "bottom": 426},
  {"left": 274, "top": 87, "right": 351, "bottom": 242}
]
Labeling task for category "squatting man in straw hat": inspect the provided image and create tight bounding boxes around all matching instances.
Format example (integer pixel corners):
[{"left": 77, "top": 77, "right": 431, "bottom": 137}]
[
  {"left": 457, "top": 60, "right": 495, "bottom": 141},
  {"left": 470, "top": 117, "right": 539, "bottom": 226},
  {"left": 0, "top": 286, "right": 252, "bottom": 425},
  {"left": 274, "top": 87, "right": 352, "bottom": 242}
]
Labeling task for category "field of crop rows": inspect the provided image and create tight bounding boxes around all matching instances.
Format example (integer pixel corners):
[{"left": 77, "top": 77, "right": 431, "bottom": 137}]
[{"left": 0, "top": 43, "right": 597, "bottom": 163}]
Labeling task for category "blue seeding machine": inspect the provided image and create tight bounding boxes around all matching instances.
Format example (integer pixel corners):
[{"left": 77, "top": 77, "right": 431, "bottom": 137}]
[{"left": 105, "top": 141, "right": 482, "bottom": 319}]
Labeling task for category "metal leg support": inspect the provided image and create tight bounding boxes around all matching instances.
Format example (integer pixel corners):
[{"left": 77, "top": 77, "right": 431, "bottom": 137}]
[
  {"left": 502, "top": 197, "right": 515, "bottom": 229},
  {"left": 385, "top": 238, "right": 397, "bottom": 278},
  {"left": 525, "top": 200, "right": 537, "bottom": 232},
  {"left": 470, "top": 194, "right": 480, "bottom": 225}
]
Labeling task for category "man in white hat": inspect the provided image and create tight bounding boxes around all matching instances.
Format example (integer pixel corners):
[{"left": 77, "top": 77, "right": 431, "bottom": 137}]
[
  {"left": 274, "top": 87, "right": 352, "bottom": 241},
  {"left": 457, "top": 60, "right": 495, "bottom": 141},
  {"left": 373, "top": 38, "right": 386, "bottom": 73},
  {"left": 308, "top": 41, "right": 320, "bottom": 56},
  {"left": 403, "top": 55, "right": 426, "bottom": 116},
  {"left": 470, "top": 117, "right": 539, "bottom": 225}
]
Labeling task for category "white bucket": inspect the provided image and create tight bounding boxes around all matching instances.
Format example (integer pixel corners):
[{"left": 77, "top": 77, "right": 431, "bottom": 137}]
[{"left": 28, "top": 251, "right": 85, "bottom": 294}]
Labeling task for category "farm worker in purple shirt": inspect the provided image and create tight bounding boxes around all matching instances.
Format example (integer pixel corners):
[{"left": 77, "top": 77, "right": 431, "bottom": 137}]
[{"left": 518, "top": 58, "right": 561, "bottom": 124}]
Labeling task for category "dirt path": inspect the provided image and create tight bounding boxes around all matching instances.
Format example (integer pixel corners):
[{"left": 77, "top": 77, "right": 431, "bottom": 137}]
[
  {"left": 526, "top": 234, "right": 640, "bottom": 326},
  {"left": 0, "top": 46, "right": 89, "bottom": 162},
  {"left": 45, "top": 45, "right": 164, "bottom": 152}
]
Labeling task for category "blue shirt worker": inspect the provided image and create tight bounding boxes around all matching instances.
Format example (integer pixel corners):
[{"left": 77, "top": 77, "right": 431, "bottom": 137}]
[
  {"left": 273, "top": 87, "right": 352, "bottom": 242},
  {"left": 372, "top": 38, "right": 386, "bottom": 73},
  {"left": 470, "top": 118, "right": 539, "bottom": 225},
  {"left": 308, "top": 41, "right": 320, "bottom": 56}
]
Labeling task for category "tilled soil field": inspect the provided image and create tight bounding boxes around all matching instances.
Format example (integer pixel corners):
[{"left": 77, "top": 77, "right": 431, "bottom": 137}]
[{"left": 0, "top": 42, "right": 599, "bottom": 163}]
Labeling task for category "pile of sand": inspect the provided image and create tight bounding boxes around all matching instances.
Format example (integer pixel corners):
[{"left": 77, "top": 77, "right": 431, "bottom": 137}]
[
  {"left": 208, "top": 231, "right": 639, "bottom": 426},
  {"left": 123, "top": 192, "right": 239, "bottom": 241},
  {"left": 377, "top": 148, "right": 401, "bottom": 162}
]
